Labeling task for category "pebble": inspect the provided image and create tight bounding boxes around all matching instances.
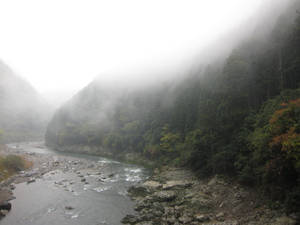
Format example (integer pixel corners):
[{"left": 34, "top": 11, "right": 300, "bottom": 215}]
[{"left": 65, "top": 206, "right": 74, "bottom": 210}]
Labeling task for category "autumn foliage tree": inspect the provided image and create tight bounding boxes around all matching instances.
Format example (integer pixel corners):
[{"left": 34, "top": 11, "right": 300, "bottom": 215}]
[{"left": 269, "top": 98, "right": 300, "bottom": 170}]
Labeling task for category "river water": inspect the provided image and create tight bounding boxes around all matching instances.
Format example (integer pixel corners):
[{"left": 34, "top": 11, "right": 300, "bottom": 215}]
[{"left": 1, "top": 143, "right": 148, "bottom": 225}]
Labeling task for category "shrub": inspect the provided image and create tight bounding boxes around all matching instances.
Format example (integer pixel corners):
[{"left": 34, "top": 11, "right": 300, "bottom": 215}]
[{"left": 1, "top": 155, "right": 25, "bottom": 172}]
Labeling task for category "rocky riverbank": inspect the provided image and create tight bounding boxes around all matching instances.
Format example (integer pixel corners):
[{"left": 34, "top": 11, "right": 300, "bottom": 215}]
[
  {"left": 123, "top": 167, "right": 299, "bottom": 225},
  {"left": 0, "top": 143, "right": 146, "bottom": 223},
  {"left": 1, "top": 143, "right": 299, "bottom": 224},
  {"left": 0, "top": 145, "right": 84, "bottom": 219}
]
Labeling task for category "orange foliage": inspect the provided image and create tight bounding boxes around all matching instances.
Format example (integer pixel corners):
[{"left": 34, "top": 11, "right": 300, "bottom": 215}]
[
  {"left": 269, "top": 98, "right": 300, "bottom": 126},
  {"left": 270, "top": 127, "right": 298, "bottom": 150},
  {"left": 288, "top": 98, "right": 300, "bottom": 106},
  {"left": 269, "top": 108, "right": 288, "bottom": 124},
  {"left": 268, "top": 98, "right": 300, "bottom": 166}
]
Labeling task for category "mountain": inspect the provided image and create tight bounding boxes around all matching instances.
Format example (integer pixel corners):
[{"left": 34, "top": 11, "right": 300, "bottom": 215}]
[
  {"left": 46, "top": 1, "right": 300, "bottom": 212},
  {"left": 0, "top": 60, "right": 51, "bottom": 143}
]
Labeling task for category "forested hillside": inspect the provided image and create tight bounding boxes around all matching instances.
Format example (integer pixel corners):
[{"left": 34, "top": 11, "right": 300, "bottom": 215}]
[
  {"left": 0, "top": 60, "right": 50, "bottom": 143},
  {"left": 46, "top": 2, "right": 300, "bottom": 211}
]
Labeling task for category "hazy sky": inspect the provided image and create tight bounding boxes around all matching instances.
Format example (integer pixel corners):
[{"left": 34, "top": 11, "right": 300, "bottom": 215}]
[{"left": 0, "top": 0, "right": 262, "bottom": 95}]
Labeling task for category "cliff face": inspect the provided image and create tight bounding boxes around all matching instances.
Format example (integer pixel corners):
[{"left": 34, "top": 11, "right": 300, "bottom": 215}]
[{"left": 0, "top": 61, "right": 51, "bottom": 142}]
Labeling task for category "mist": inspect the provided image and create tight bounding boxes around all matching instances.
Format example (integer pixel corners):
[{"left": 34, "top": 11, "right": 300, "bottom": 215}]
[
  {"left": 44, "top": 0, "right": 300, "bottom": 147},
  {"left": 66, "top": 0, "right": 297, "bottom": 93},
  {"left": 0, "top": 0, "right": 296, "bottom": 145},
  {"left": 1, "top": 0, "right": 300, "bottom": 224},
  {"left": 0, "top": 0, "right": 294, "bottom": 99},
  {"left": 0, "top": 0, "right": 275, "bottom": 94},
  {"left": 0, "top": 60, "right": 52, "bottom": 142},
  {"left": 0, "top": 0, "right": 295, "bottom": 142}
]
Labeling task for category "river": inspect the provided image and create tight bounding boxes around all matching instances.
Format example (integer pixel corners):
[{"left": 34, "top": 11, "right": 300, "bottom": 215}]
[{"left": 1, "top": 142, "right": 148, "bottom": 225}]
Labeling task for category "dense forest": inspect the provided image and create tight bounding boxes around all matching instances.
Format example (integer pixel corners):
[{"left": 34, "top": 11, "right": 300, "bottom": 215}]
[
  {"left": 0, "top": 61, "right": 50, "bottom": 143},
  {"left": 46, "top": 2, "right": 300, "bottom": 211}
]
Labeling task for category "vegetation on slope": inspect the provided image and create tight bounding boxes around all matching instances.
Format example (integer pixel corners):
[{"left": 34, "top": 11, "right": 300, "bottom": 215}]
[{"left": 46, "top": 3, "right": 300, "bottom": 212}]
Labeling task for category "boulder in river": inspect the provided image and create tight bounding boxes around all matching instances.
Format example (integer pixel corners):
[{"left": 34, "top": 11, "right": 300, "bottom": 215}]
[
  {"left": 0, "top": 210, "right": 9, "bottom": 216},
  {"left": 0, "top": 202, "right": 11, "bottom": 211},
  {"left": 27, "top": 178, "right": 36, "bottom": 184},
  {"left": 65, "top": 206, "right": 74, "bottom": 210}
]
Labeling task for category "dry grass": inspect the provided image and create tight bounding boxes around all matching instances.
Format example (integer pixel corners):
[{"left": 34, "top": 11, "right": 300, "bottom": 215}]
[{"left": 0, "top": 154, "right": 33, "bottom": 181}]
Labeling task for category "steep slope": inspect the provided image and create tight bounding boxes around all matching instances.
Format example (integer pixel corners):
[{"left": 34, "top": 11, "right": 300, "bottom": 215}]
[
  {"left": 0, "top": 60, "right": 51, "bottom": 142},
  {"left": 45, "top": 78, "right": 173, "bottom": 157},
  {"left": 46, "top": 0, "right": 300, "bottom": 157},
  {"left": 46, "top": 1, "right": 300, "bottom": 212}
]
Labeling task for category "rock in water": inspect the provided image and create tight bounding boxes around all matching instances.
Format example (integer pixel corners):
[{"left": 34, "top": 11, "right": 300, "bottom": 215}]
[
  {"left": 27, "top": 178, "right": 36, "bottom": 184},
  {"left": 0, "top": 202, "right": 11, "bottom": 211},
  {"left": 65, "top": 206, "right": 74, "bottom": 210}
]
